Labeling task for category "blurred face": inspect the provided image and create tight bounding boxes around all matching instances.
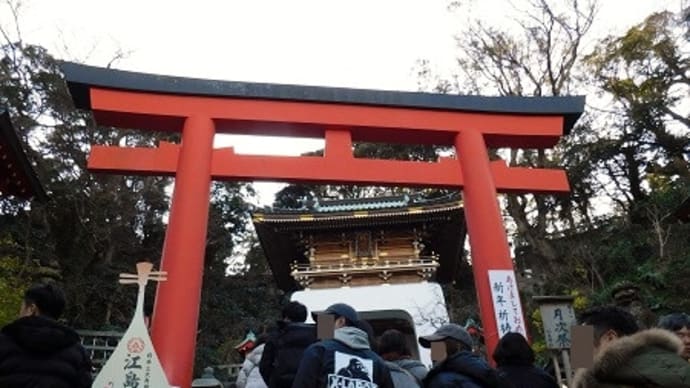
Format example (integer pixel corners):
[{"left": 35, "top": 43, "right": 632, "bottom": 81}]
[
  {"left": 674, "top": 327, "right": 690, "bottom": 360},
  {"left": 19, "top": 301, "right": 38, "bottom": 318},
  {"left": 444, "top": 339, "right": 461, "bottom": 356}
]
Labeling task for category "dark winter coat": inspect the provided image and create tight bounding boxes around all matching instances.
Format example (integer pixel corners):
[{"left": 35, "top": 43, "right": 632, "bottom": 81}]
[
  {"left": 573, "top": 328, "right": 690, "bottom": 388},
  {"left": 424, "top": 351, "right": 507, "bottom": 388},
  {"left": 291, "top": 326, "right": 394, "bottom": 388},
  {"left": 260, "top": 322, "right": 317, "bottom": 388},
  {"left": 497, "top": 365, "right": 559, "bottom": 388},
  {"left": 0, "top": 316, "right": 92, "bottom": 388}
]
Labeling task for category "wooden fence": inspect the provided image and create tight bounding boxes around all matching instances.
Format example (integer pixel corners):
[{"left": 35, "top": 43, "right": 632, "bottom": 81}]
[
  {"left": 77, "top": 330, "right": 123, "bottom": 374},
  {"left": 77, "top": 330, "right": 242, "bottom": 383}
]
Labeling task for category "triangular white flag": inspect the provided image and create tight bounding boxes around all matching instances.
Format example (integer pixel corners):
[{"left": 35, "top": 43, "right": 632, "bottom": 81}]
[{"left": 92, "top": 262, "right": 170, "bottom": 388}]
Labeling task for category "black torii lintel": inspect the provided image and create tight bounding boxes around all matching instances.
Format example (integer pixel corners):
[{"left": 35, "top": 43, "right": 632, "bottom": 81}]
[{"left": 61, "top": 62, "right": 585, "bottom": 133}]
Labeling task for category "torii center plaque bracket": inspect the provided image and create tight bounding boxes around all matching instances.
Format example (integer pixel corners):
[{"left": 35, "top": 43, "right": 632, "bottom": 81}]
[{"left": 62, "top": 62, "right": 584, "bottom": 388}]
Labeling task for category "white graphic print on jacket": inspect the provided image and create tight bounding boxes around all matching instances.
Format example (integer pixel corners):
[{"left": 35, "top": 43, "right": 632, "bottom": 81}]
[{"left": 328, "top": 351, "right": 378, "bottom": 388}]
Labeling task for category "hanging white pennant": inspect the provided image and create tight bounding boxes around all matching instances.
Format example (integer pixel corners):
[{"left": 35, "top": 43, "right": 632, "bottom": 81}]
[{"left": 92, "top": 262, "right": 171, "bottom": 388}]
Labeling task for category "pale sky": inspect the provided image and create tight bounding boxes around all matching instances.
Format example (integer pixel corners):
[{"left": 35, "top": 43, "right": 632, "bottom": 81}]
[{"left": 2, "top": 0, "right": 682, "bottom": 205}]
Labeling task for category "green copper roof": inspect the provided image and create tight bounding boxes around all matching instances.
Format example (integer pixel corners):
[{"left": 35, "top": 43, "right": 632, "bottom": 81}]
[{"left": 312, "top": 195, "right": 411, "bottom": 213}]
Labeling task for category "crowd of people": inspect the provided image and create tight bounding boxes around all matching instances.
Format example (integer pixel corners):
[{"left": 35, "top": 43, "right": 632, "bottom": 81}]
[
  {"left": 233, "top": 301, "right": 690, "bottom": 388},
  {"left": 232, "top": 301, "right": 560, "bottom": 388},
  {"left": 2, "top": 283, "right": 690, "bottom": 387}
]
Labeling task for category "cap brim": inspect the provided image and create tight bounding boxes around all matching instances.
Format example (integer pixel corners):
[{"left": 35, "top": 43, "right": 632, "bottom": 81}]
[
  {"left": 419, "top": 334, "right": 447, "bottom": 348},
  {"left": 311, "top": 311, "right": 331, "bottom": 323}
]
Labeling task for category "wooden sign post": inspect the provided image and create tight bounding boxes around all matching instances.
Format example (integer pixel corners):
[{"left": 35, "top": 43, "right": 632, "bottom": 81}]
[
  {"left": 93, "top": 262, "right": 170, "bottom": 388},
  {"left": 534, "top": 296, "right": 576, "bottom": 387}
]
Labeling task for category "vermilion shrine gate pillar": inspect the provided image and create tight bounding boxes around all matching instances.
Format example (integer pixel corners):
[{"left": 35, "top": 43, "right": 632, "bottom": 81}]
[
  {"left": 61, "top": 62, "right": 584, "bottom": 388},
  {"left": 456, "top": 129, "right": 517, "bottom": 348},
  {"left": 151, "top": 116, "right": 215, "bottom": 380}
]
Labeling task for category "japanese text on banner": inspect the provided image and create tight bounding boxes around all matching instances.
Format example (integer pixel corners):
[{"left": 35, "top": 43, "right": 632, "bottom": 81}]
[{"left": 488, "top": 270, "right": 527, "bottom": 337}]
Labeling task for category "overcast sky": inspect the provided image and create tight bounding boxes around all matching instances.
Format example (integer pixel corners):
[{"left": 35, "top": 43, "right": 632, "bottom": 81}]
[{"left": 3, "top": 0, "right": 683, "bottom": 205}]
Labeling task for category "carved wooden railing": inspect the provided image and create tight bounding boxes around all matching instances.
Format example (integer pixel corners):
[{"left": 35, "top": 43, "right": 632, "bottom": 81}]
[{"left": 290, "top": 256, "right": 439, "bottom": 288}]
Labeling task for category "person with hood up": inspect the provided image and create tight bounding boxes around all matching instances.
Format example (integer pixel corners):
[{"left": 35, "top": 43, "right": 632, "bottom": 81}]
[
  {"left": 260, "top": 301, "right": 317, "bottom": 388},
  {"left": 0, "top": 283, "right": 92, "bottom": 387},
  {"left": 377, "top": 329, "right": 426, "bottom": 387},
  {"left": 573, "top": 305, "right": 690, "bottom": 387},
  {"left": 236, "top": 334, "right": 268, "bottom": 388},
  {"left": 419, "top": 323, "right": 507, "bottom": 388},
  {"left": 492, "top": 332, "right": 558, "bottom": 388},
  {"left": 291, "top": 303, "right": 394, "bottom": 388}
]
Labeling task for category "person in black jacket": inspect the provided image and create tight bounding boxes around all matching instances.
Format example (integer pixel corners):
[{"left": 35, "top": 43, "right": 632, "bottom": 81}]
[
  {"left": 492, "top": 332, "right": 558, "bottom": 388},
  {"left": 420, "top": 323, "right": 507, "bottom": 388},
  {"left": 0, "top": 283, "right": 92, "bottom": 388},
  {"left": 291, "top": 303, "right": 394, "bottom": 388},
  {"left": 260, "top": 301, "right": 317, "bottom": 388}
]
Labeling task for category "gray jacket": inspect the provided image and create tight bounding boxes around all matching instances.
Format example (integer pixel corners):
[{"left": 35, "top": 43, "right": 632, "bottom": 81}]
[
  {"left": 394, "top": 358, "right": 427, "bottom": 383},
  {"left": 386, "top": 361, "right": 422, "bottom": 388}
]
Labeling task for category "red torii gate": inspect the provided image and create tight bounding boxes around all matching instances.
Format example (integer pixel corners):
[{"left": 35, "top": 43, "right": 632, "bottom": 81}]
[{"left": 62, "top": 62, "right": 583, "bottom": 387}]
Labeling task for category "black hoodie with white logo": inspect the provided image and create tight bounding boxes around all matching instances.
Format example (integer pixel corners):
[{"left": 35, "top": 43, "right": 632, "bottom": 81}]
[{"left": 292, "top": 326, "right": 394, "bottom": 388}]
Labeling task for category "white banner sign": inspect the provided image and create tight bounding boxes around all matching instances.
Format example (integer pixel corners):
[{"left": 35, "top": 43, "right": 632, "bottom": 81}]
[{"left": 488, "top": 270, "right": 527, "bottom": 337}]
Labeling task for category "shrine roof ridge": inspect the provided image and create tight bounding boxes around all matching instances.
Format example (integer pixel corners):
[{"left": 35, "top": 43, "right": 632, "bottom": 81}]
[
  {"left": 61, "top": 62, "right": 585, "bottom": 132},
  {"left": 0, "top": 108, "right": 47, "bottom": 202},
  {"left": 311, "top": 193, "right": 412, "bottom": 213},
  {"left": 257, "top": 192, "right": 460, "bottom": 215}
]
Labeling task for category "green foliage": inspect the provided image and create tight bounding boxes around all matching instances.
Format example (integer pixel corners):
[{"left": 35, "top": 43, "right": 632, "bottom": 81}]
[
  {"left": 1, "top": 18, "right": 260, "bottom": 377},
  {"left": 0, "top": 255, "right": 27, "bottom": 326},
  {"left": 272, "top": 143, "right": 449, "bottom": 209}
]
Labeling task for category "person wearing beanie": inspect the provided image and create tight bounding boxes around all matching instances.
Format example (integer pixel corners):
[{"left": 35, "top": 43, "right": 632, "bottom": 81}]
[
  {"left": 420, "top": 323, "right": 508, "bottom": 388},
  {"left": 291, "top": 303, "right": 393, "bottom": 388}
]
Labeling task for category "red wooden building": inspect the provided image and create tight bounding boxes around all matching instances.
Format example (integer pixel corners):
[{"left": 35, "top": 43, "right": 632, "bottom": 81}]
[{"left": 0, "top": 109, "right": 46, "bottom": 201}]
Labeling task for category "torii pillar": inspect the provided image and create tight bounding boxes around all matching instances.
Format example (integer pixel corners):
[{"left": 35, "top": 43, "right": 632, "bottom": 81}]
[
  {"left": 61, "top": 62, "right": 584, "bottom": 387},
  {"left": 150, "top": 116, "right": 215, "bottom": 382}
]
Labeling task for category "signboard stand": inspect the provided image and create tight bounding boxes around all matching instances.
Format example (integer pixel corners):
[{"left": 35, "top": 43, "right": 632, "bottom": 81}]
[
  {"left": 534, "top": 296, "right": 576, "bottom": 387},
  {"left": 551, "top": 353, "right": 563, "bottom": 387},
  {"left": 93, "top": 262, "right": 170, "bottom": 388},
  {"left": 562, "top": 349, "right": 573, "bottom": 386}
]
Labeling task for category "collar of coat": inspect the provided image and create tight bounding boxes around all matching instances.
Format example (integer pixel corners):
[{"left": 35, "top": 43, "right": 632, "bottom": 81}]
[{"left": 572, "top": 328, "right": 683, "bottom": 387}]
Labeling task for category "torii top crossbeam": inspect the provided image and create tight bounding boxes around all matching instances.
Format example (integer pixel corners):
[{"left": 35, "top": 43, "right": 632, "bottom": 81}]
[
  {"left": 63, "top": 63, "right": 582, "bottom": 193},
  {"left": 61, "top": 62, "right": 584, "bottom": 388}
]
